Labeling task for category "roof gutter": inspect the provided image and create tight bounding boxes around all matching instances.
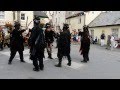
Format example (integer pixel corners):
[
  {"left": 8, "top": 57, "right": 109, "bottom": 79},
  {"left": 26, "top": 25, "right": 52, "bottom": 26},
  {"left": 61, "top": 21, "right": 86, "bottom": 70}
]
[
  {"left": 89, "top": 24, "right": 120, "bottom": 28},
  {"left": 66, "top": 12, "right": 84, "bottom": 19}
]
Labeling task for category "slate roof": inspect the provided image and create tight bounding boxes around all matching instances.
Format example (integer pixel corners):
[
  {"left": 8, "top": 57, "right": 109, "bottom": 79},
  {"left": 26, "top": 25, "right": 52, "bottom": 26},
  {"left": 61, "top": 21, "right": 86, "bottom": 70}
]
[
  {"left": 34, "top": 11, "right": 48, "bottom": 18},
  {"left": 66, "top": 11, "right": 84, "bottom": 19},
  {"left": 89, "top": 11, "right": 120, "bottom": 28}
]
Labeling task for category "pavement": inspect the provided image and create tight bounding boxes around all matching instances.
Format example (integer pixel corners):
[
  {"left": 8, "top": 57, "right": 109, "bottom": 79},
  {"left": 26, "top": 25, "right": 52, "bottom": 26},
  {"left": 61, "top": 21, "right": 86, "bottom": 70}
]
[{"left": 0, "top": 44, "right": 120, "bottom": 79}]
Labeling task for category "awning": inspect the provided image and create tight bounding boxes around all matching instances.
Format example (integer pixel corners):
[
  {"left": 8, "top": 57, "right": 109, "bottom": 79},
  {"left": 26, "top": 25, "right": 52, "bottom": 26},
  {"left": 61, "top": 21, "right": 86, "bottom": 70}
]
[{"left": 34, "top": 11, "right": 48, "bottom": 18}]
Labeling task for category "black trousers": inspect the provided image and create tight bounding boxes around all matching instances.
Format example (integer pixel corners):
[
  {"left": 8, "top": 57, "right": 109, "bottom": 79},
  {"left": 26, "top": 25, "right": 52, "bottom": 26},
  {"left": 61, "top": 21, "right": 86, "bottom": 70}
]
[
  {"left": 33, "top": 51, "right": 44, "bottom": 69},
  {"left": 0, "top": 41, "right": 3, "bottom": 50},
  {"left": 83, "top": 50, "right": 89, "bottom": 61},
  {"left": 9, "top": 50, "right": 24, "bottom": 62},
  {"left": 58, "top": 54, "right": 71, "bottom": 63}
]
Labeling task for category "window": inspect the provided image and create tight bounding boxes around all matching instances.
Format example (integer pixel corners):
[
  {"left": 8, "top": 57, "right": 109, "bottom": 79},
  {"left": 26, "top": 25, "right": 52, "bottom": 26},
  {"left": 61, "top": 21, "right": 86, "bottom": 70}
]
[
  {"left": 78, "top": 17, "right": 81, "bottom": 24},
  {"left": 56, "top": 18, "right": 57, "bottom": 24},
  {"left": 21, "top": 13, "right": 25, "bottom": 20},
  {"left": 91, "top": 30, "right": 94, "bottom": 38},
  {"left": 112, "top": 28, "right": 119, "bottom": 39},
  {"left": 13, "top": 12, "right": 15, "bottom": 20},
  {"left": 0, "top": 11, "right": 5, "bottom": 19},
  {"left": 72, "top": 12, "right": 75, "bottom": 15},
  {"left": 67, "top": 19, "right": 70, "bottom": 24}
]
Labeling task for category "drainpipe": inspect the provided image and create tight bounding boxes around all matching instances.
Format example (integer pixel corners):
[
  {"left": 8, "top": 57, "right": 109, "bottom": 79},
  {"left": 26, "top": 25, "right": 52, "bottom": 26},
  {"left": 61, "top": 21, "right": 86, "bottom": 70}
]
[
  {"left": 84, "top": 12, "right": 86, "bottom": 26},
  {"left": 26, "top": 16, "right": 28, "bottom": 29}
]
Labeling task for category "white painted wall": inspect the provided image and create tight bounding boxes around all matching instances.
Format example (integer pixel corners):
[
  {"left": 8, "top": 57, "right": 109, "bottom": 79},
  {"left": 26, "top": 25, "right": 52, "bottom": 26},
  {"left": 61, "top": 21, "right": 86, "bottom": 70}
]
[
  {"left": 67, "top": 15, "right": 85, "bottom": 33},
  {"left": 66, "top": 11, "right": 102, "bottom": 33},
  {"left": 85, "top": 11, "right": 102, "bottom": 25},
  {"left": 52, "top": 11, "right": 66, "bottom": 32},
  {"left": 0, "top": 11, "right": 14, "bottom": 26},
  {"left": 20, "top": 11, "right": 34, "bottom": 29}
]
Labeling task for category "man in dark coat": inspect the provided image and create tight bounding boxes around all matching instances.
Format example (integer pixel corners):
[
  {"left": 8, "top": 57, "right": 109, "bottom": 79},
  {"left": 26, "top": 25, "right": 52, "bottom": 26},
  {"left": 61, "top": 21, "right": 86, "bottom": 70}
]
[
  {"left": 29, "top": 17, "right": 45, "bottom": 71},
  {"left": 8, "top": 22, "right": 25, "bottom": 64},
  {"left": 80, "top": 25, "right": 90, "bottom": 63},
  {"left": 55, "top": 24, "right": 72, "bottom": 67},
  {"left": 45, "top": 24, "right": 55, "bottom": 59}
]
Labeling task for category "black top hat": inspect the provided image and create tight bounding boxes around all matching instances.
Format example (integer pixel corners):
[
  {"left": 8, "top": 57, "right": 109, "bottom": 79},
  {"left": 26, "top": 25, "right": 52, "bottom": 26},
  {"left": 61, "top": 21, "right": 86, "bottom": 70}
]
[
  {"left": 45, "top": 23, "right": 51, "bottom": 28},
  {"left": 34, "top": 17, "right": 40, "bottom": 20},
  {"left": 14, "top": 22, "right": 20, "bottom": 27}
]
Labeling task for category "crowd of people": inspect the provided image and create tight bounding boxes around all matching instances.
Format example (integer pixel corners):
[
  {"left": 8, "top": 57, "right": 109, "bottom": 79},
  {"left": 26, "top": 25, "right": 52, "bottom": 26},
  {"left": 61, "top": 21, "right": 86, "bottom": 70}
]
[
  {"left": 0, "top": 26, "right": 11, "bottom": 51},
  {"left": 0, "top": 17, "right": 91, "bottom": 72},
  {"left": 1, "top": 16, "right": 120, "bottom": 72},
  {"left": 89, "top": 31, "right": 119, "bottom": 51},
  {"left": 106, "top": 34, "right": 118, "bottom": 50}
]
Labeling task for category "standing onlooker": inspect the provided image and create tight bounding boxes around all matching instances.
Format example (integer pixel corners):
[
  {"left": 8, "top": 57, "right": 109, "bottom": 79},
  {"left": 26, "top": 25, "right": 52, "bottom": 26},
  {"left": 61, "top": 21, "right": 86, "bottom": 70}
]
[
  {"left": 106, "top": 35, "right": 111, "bottom": 50},
  {"left": 0, "top": 26, "right": 4, "bottom": 51},
  {"left": 110, "top": 35, "right": 115, "bottom": 51},
  {"left": 100, "top": 32, "right": 106, "bottom": 46},
  {"left": 93, "top": 36, "right": 98, "bottom": 44}
]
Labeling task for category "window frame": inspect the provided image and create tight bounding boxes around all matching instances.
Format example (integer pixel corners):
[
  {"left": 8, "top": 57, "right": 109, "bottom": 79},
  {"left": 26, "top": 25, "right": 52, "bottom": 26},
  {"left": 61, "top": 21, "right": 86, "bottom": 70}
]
[
  {"left": 78, "top": 17, "right": 81, "bottom": 24},
  {"left": 21, "top": 13, "right": 25, "bottom": 20},
  {"left": 0, "top": 11, "right": 5, "bottom": 19},
  {"left": 112, "top": 28, "right": 119, "bottom": 40}
]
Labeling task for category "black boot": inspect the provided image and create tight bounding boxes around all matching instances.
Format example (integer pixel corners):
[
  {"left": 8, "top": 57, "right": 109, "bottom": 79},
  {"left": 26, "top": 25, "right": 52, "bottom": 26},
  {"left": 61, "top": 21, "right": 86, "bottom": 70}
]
[
  {"left": 87, "top": 57, "right": 89, "bottom": 61},
  {"left": 81, "top": 58, "right": 87, "bottom": 63},
  {"left": 48, "top": 53, "right": 50, "bottom": 58},
  {"left": 8, "top": 61, "right": 12, "bottom": 65},
  {"left": 39, "top": 64, "right": 44, "bottom": 71},
  {"left": 48, "top": 53, "right": 53, "bottom": 59},
  {"left": 33, "top": 68, "right": 39, "bottom": 72},
  {"left": 81, "top": 60, "right": 87, "bottom": 63},
  {"left": 55, "top": 60, "right": 62, "bottom": 67},
  {"left": 20, "top": 60, "right": 26, "bottom": 63},
  {"left": 67, "top": 61, "right": 71, "bottom": 66}
]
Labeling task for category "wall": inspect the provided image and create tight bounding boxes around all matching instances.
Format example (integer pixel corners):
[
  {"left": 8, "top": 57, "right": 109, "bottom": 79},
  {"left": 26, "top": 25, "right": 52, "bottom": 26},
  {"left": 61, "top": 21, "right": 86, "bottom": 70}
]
[
  {"left": 20, "top": 11, "right": 34, "bottom": 29},
  {"left": 66, "top": 11, "right": 102, "bottom": 33},
  {"left": 89, "top": 25, "right": 120, "bottom": 44},
  {"left": 67, "top": 15, "right": 85, "bottom": 33},
  {"left": 85, "top": 11, "right": 102, "bottom": 25},
  {"left": 52, "top": 11, "right": 66, "bottom": 32},
  {"left": 0, "top": 11, "right": 14, "bottom": 26}
]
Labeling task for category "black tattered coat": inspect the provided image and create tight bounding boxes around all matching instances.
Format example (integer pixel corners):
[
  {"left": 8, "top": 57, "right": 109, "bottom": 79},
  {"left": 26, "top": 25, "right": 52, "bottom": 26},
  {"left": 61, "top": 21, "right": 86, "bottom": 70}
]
[
  {"left": 57, "top": 30, "right": 71, "bottom": 58},
  {"left": 10, "top": 29, "right": 24, "bottom": 51}
]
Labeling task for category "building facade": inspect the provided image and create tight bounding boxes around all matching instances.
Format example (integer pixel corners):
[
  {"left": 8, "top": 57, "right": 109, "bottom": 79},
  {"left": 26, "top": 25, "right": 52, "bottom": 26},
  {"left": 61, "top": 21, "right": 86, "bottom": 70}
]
[
  {"left": 0, "top": 11, "right": 49, "bottom": 30},
  {"left": 66, "top": 11, "right": 85, "bottom": 33},
  {"left": 89, "top": 11, "right": 120, "bottom": 44},
  {"left": 66, "top": 11, "right": 102, "bottom": 33},
  {"left": 0, "top": 11, "right": 14, "bottom": 26},
  {"left": 52, "top": 11, "right": 66, "bottom": 32}
]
